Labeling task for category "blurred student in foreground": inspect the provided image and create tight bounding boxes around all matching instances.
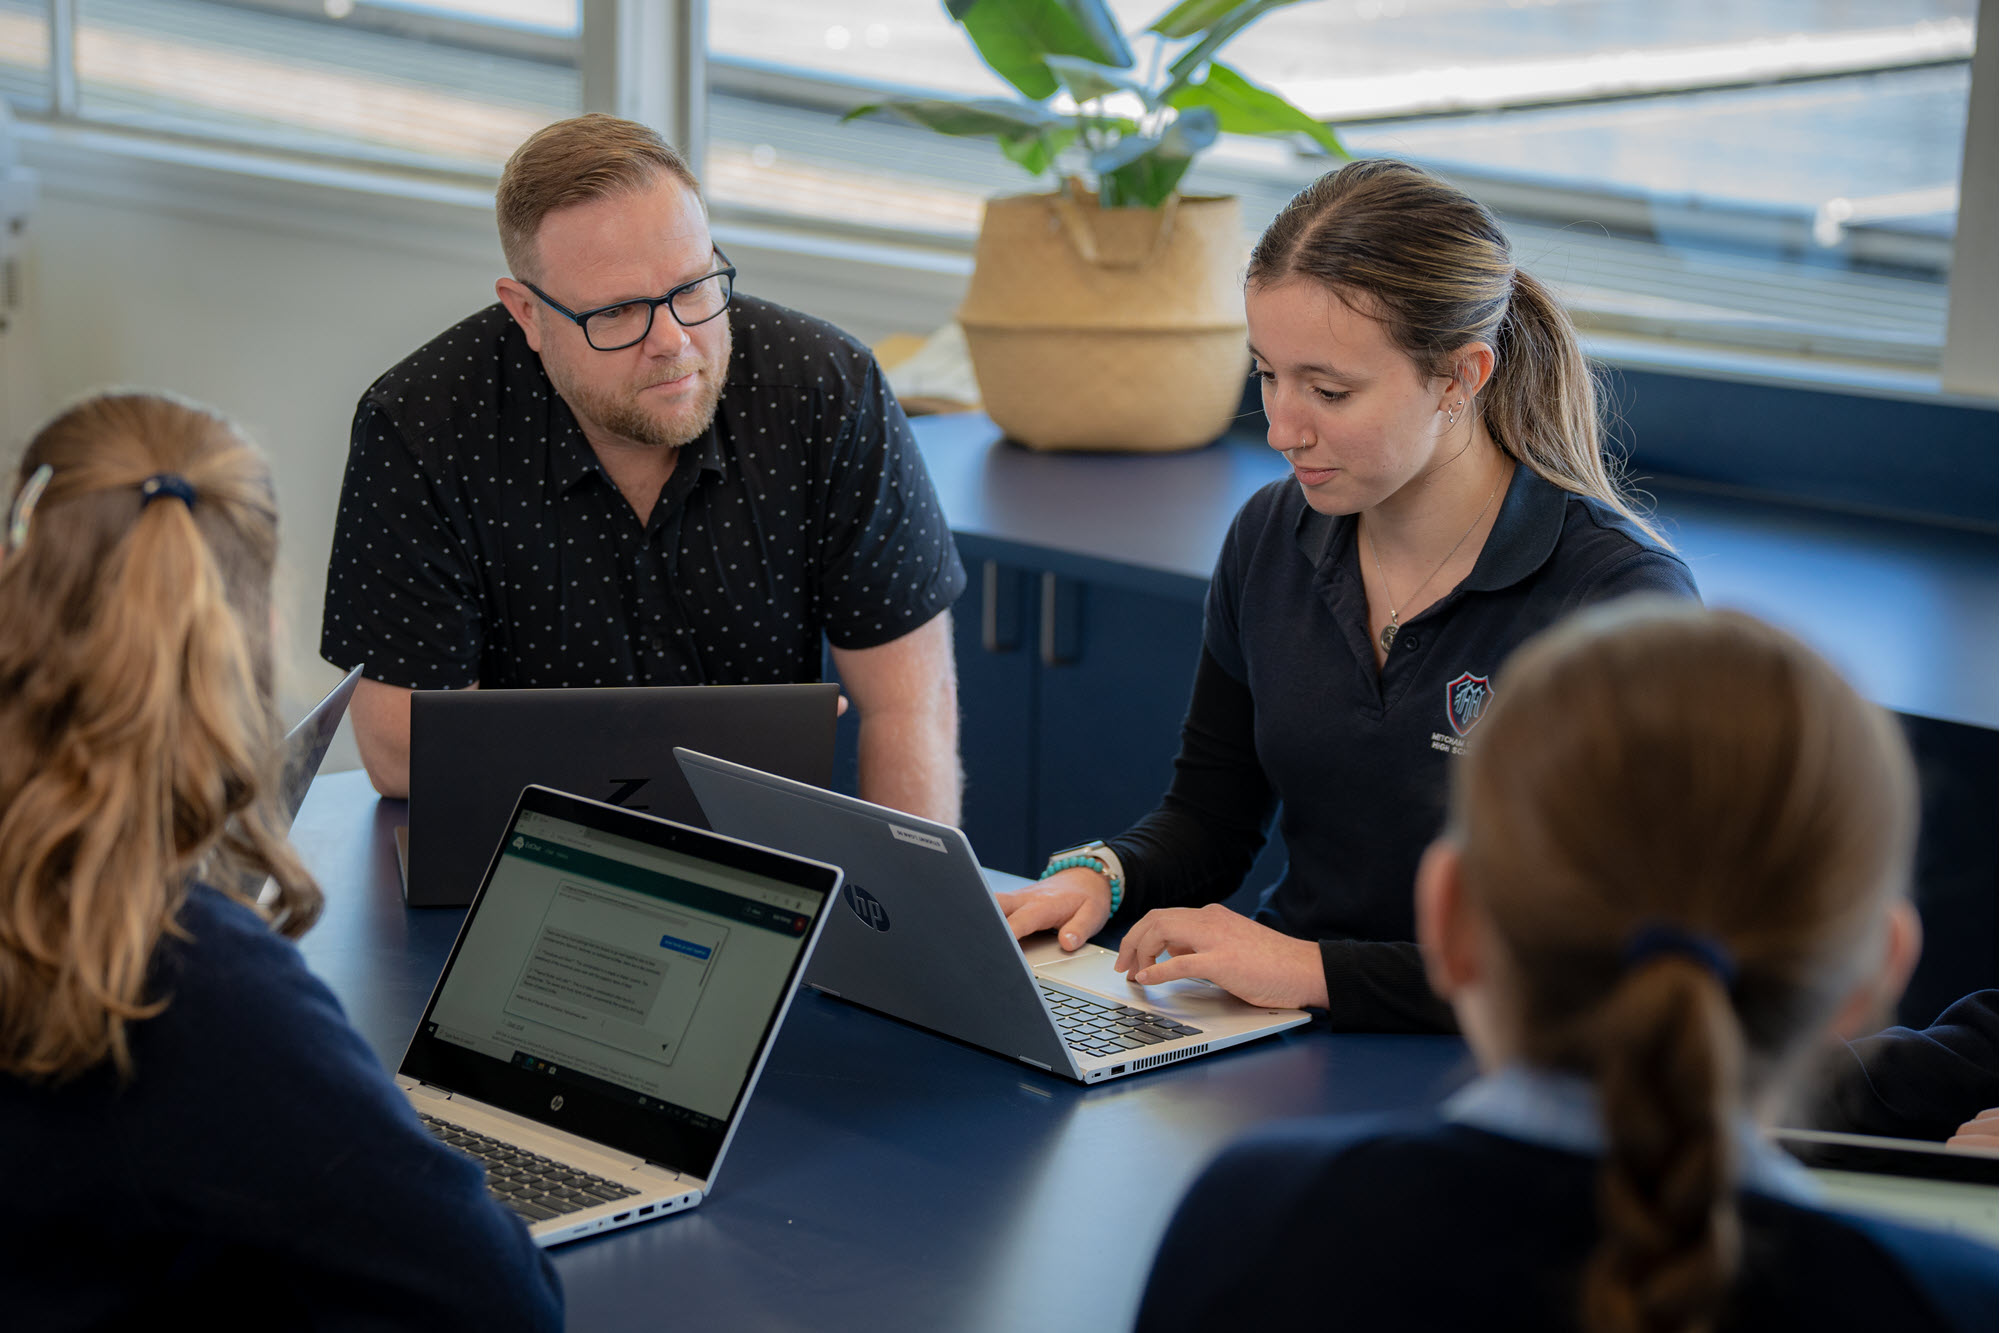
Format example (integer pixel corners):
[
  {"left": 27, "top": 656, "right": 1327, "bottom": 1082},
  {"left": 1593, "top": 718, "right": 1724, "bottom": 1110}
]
[
  {"left": 1137, "top": 601, "right": 1995, "bottom": 1333},
  {"left": 0, "top": 394, "right": 560, "bottom": 1329}
]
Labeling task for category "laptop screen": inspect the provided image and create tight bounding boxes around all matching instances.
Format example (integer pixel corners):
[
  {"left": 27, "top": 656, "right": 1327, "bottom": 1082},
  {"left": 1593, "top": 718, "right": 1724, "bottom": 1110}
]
[{"left": 400, "top": 787, "right": 837, "bottom": 1180}]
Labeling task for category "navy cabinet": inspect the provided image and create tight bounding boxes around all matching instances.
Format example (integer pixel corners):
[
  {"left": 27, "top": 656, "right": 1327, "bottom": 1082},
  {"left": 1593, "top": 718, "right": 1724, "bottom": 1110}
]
[
  {"left": 956, "top": 557, "right": 1205, "bottom": 876},
  {"left": 951, "top": 550, "right": 1291, "bottom": 914}
]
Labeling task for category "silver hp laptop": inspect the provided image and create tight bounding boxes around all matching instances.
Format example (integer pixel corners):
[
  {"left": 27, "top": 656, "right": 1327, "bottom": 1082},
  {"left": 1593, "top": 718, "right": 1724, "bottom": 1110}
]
[
  {"left": 406, "top": 682, "right": 839, "bottom": 907},
  {"left": 397, "top": 783, "right": 840, "bottom": 1246},
  {"left": 250, "top": 665, "right": 365, "bottom": 903},
  {"left": 278, "top": 664, "right": 363, "bottom": 828},
  {"left": 677, "top": 750, "right": 1310, "bottom": 1083}
]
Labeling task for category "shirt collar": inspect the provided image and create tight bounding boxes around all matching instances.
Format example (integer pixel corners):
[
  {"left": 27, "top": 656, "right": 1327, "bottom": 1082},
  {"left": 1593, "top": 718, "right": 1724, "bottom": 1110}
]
[
  {"left": 1443, "top": 1064, "right": 1822, "bottom": 1205},
  {"left": 1461, "top": 464, "right": 1567, "bottom": 592},
  {"left": 1292, "top": 463, "right": 1568, "bottom": 594}
]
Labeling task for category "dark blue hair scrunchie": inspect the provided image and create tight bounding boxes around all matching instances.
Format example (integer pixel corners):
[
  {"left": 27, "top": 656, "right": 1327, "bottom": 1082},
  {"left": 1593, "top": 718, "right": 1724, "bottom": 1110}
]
[
  {"left": 1621, "top": 922, "right": 1737, "bottom": 989},
  {"left": 139, "top": 473, "right": 198, "bottom": 508}
]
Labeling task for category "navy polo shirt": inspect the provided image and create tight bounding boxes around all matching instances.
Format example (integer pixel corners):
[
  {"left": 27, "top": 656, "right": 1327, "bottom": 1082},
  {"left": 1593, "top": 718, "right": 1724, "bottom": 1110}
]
[
  {"left": 320, "top": 295, "right": 965, "bottom": 690},
  {"left": 1107, "top": 465, "right": 1698, "bottom": 1030}
]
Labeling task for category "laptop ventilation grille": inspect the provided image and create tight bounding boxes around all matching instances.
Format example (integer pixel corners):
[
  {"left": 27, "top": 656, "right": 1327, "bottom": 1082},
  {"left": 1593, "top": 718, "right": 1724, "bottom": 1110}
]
[{"left": 1133, "top": 1043, "right": 1208, "bottom": 1071}]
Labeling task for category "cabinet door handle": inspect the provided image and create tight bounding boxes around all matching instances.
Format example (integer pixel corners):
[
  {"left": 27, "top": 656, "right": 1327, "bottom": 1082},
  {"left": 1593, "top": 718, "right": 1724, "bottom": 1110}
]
[
  {"left": 981, "top": 560, "right": 1021, "bottom": 653},
  {"left": 1039, "top": 571, "right": 1081, "bottom": 667}
]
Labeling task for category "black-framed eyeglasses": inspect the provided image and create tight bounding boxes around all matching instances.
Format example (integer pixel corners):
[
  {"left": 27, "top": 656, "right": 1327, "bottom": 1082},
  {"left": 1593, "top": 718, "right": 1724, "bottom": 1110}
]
[{"left": 524, "top": 249, "right": 736, "bottom": 351}]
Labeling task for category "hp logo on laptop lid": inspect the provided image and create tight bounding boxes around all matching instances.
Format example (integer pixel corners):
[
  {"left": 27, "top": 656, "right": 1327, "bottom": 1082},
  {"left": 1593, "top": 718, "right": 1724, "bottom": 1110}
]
[{"left": 844, "top": 884, "right": 891, "bottom": 932}]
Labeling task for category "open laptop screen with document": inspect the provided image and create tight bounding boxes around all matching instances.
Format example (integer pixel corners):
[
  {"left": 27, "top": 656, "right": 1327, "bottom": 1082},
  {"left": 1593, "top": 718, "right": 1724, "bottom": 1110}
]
[{"left": 400, "top": 787, "right": 837, "bottom": 1181}]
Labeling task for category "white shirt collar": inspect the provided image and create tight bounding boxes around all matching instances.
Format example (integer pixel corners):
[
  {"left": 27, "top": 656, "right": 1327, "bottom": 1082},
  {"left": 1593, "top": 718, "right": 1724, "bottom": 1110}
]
[{"left": 1442, "top": 1064, "right": 1821, "bottom": 1205}]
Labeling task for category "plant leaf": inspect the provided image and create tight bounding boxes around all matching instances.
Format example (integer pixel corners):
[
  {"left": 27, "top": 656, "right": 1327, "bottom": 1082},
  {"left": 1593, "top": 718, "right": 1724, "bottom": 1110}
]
[
  {"left": 998, "top": 126, "right": 1081, "bottom": 176},
  {"left": 1089, "top": 133, "right": 1162, "bottom": 175},
  {"left": 1091, "top": 105, "right": 1218, "bottom": 207},
  {"left": 1053, "top": 0, "right": 1136, "bottom": 68},
  {"left": 1100, "top": 152, "right": 1194, "bottom": 208},
  {"left": 1044, "top": 54, "right": 1150, "bottom": 104},
  {"left": 1160, "top": 0, "right": 1314, "bottom": 99},
  {"left": 1145, "top": 0, "right": 1249, "bottom": 38},
  {"left": 1166, "top": 61, "right": 1343, "bottom": 155},
  {"left": 951, "top": 0, "right": 1136, "bottom": 100},
  {"left": 844, "top": 96, "right": 1066, "bottom": 140},
  {"left": 951, "top": 0, "right": 1132, "bottom": 63}
]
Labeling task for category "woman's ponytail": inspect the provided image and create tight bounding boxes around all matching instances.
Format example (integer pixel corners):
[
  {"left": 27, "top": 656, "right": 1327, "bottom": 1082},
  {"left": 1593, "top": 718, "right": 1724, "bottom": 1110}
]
[
  {"left": 1484, "top": 271, "right": 1666, "bottom": 547},
  {"left": 0, "top": 394, "right": 320, "bottom": 1083},
  {"left": 1580, "top": 957, "right": 1743, "bottom": 1333}
]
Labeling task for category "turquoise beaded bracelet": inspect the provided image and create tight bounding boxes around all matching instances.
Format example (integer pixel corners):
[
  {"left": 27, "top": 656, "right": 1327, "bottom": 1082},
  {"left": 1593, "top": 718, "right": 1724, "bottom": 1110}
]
[{"left": 1039, "top": 854, "right": 1123, "bottom": 915}]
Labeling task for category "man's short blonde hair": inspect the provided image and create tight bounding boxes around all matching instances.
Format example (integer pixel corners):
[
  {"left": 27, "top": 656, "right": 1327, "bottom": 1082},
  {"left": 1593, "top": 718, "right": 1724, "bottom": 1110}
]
[{"left": 496, "top": 114, "right": 702, "bottom": 280}]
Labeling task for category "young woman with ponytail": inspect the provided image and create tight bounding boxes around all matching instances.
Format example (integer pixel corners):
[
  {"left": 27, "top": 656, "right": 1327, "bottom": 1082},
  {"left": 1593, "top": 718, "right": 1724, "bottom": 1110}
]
[
  {"left": 1137, "top": 602, "right": 1995, "bottom": 1333},
  {"left": 0, "top": 394, "right": 559, "bottom": 1329},
  {"left": 1000, "top": 159, "right": 1696, "bottom": 1030}
]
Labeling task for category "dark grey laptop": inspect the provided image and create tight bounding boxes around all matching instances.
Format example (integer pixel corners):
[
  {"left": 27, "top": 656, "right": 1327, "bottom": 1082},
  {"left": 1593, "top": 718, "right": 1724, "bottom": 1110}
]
[
  {"left": 399, "top": 783, "right": 840, "bottom": 1246},
  {"left": 678, "top": 749, "right": 1309, "bottom": 1083},
  {"left": 405, "top": 684, "right": 838, "bottom": 907}
]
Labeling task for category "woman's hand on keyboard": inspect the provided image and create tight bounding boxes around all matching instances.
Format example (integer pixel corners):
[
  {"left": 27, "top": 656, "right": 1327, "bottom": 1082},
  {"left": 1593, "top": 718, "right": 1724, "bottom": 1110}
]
[
  {"left": 1114, "top": 905, "right": 1328, "bottom": 1010},
  {"left": 996, "top": 867, "right": 1113, "bottom": 952}
]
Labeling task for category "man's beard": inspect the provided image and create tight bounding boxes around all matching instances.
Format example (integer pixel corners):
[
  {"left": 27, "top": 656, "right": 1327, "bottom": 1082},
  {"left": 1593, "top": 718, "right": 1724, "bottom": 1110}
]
[{"left": 557, "top": 318, "right": 731, "bottom": 450}]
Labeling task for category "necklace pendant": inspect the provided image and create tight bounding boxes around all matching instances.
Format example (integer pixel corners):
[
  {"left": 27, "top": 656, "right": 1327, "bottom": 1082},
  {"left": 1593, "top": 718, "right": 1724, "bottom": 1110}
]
[{"left": 1378, "top": 619, "right": 1399, "bottom": 653}]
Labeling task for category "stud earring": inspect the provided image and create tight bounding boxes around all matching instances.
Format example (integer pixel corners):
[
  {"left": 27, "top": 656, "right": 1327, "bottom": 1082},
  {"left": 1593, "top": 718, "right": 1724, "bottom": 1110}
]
[{"left": 1445, "top": 401, "right": 1465, "bottom": 428}]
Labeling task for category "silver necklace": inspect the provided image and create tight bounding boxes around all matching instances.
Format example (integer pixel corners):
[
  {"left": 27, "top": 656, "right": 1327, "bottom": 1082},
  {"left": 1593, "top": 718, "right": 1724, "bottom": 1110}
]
[{"left": 1366, "top": 476, "right": 1502, "bottom": 654}]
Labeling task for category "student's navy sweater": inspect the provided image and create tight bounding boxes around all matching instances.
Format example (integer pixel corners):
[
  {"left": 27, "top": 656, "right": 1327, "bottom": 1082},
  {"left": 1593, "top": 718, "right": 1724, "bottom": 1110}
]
[
  {"left": 0, "top": 885, "right": 562, "bottom": 1331},
  {"left": 1813, "top": 990, "right": 1999, "bottom": 1142},
  {"left": 1136, "top": 1112, "right": 1997, "bottom": 1333}
]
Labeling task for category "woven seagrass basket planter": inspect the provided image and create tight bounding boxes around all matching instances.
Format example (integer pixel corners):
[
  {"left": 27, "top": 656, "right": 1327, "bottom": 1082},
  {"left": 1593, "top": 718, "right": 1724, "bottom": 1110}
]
[{"left": 957, "top": 190, "right": 1248, "bottom": 453}]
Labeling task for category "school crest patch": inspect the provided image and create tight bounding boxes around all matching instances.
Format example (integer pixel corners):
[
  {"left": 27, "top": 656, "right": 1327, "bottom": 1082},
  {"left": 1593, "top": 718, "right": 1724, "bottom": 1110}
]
[{"left": 1446, "top": 672, "right": 1493, "bottom": 737}]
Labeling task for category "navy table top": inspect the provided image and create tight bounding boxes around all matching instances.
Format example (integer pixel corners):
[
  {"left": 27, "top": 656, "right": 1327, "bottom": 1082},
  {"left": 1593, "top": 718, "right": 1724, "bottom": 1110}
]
[
  {"left": 291, "top": 770, "right": 1473, "bottom": 1331},
  {"left": 911, "top": 413, "right": 1998, "bottom": 729}
]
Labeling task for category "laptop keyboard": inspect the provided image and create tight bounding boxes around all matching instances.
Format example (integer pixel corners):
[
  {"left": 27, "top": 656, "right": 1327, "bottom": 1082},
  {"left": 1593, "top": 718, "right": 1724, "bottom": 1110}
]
[
  {"left": 1039, "top": 984, "right": 1203, "bottom": 1059},
  {"left": 419, "top": 1112, "right": 641, "bottom": 1223}
]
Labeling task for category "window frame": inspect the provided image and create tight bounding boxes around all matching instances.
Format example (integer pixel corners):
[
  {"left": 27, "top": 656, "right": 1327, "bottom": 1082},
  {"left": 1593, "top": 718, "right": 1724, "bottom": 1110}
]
[{"left": 9, "top": 0, "right": 1996, "bottom": 515}]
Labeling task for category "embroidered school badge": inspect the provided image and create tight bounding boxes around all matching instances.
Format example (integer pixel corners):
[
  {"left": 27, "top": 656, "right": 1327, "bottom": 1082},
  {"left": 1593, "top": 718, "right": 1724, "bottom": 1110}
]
[{"left": 1446, "top": 672, "right": 1493, "bottom": 737}]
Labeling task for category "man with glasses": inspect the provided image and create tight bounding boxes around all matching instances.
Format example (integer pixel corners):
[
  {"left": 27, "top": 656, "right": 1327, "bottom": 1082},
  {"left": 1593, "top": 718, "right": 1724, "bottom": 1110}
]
[{"left": 320, "top": 114, "right": 966, "bottom": 822}]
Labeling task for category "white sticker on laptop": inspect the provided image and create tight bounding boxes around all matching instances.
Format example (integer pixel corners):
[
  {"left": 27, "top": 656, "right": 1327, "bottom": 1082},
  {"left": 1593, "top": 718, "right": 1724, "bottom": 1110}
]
[{"left": 889, "top": 824, "right": 948, "bottom": 854}]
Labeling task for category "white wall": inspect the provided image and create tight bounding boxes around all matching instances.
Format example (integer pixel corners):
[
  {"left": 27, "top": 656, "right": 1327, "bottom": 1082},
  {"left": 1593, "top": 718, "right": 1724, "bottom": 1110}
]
[
  {"left": 12, "top": 169, "right": 501, "bottom": 770},
  {"left": 9, "top": 131, "right": 970, "bottom": 771}
]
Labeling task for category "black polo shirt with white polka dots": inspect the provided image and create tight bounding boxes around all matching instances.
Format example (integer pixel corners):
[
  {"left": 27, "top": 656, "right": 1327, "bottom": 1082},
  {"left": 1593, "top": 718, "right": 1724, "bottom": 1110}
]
[{"left": 319, "top": 294, "right": 965, "bottom": 690}]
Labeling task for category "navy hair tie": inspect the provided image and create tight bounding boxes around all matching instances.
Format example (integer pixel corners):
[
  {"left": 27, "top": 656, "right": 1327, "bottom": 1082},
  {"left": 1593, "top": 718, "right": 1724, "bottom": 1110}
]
[
  {"left": 1621, "top": 922, "right": 1737, "bottom": 988},
  {"left": 139, "top": 473, "right": 197, "bottom": 508}
]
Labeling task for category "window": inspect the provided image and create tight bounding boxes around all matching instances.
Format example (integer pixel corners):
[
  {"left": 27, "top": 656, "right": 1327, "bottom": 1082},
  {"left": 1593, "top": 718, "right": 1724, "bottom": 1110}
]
[
  {"left": 707, "top": 0, "right": 1976, "bottom": 372},
  {"left": 0, "top": 0, "right": 50, "bottom": 111},
  {"left": 6, "top": 0, "right": 1985, "bottom": 377},
  {"left": 63, "top": 0, "right": 582, "bottom": 174}
]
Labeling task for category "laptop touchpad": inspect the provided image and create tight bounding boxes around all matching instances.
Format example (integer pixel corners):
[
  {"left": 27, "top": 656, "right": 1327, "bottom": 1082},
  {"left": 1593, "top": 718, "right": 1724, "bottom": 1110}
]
[{"left": 1032, "top": 949, "right": 1248, "bottom": 1020}]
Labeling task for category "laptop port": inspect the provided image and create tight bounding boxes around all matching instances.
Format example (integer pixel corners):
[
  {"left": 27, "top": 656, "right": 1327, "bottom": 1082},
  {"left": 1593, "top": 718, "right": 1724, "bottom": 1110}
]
[
  {"left": 614, "top": 1211, "right": 631, "bottom": 1222},
  {"left": 1110, "top": 1065, "right": 1126, "bottom": 1075},
  {"left": 639, "top": 1205, "right": 656, "bottom": 1216}
]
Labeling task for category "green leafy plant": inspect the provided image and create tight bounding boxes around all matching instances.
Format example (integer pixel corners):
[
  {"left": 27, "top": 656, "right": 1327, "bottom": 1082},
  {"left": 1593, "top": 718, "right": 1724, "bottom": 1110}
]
[{"left": 846, "top": 0, "right": 1346, "bottom": 209}]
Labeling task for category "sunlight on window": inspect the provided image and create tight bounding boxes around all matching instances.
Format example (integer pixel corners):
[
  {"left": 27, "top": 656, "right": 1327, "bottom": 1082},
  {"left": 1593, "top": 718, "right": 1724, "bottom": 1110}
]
[
  {"left": 0, "top": 0, "right": 49, "bottom": 110},
  {"left": 71, "top": 0, "right": 580, "bottom": 172}
]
